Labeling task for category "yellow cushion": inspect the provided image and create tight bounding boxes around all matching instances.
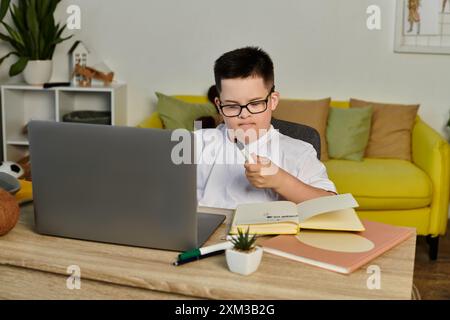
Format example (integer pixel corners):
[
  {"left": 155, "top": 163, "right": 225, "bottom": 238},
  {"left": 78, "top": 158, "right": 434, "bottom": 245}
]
[
  {"left": 15, "top": 179, "right": 33, "bottom": 205},
  {"left": 329, "top": 101, "right": 349, "bottom": 108},
  {"left": 137, "top": 112, "right": 164, "bottom": 129},
  {"left": 357, "top": 208, "right": 430, "bottom": 235},
  {"left": 325, "top": 158, "right": 432, "bottom": 210}
]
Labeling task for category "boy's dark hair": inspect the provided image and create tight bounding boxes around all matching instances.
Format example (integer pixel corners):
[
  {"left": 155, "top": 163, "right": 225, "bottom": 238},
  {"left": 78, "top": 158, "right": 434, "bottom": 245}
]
[
  {"left": 207, "top": 85, "right": 219, "bottom": 105},
  {"left": 214, "top": 47, "right": 274, "bottom": 93}
]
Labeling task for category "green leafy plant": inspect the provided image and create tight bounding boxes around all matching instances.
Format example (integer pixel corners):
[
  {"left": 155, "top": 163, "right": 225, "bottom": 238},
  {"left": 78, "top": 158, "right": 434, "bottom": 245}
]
[
  {"left": 0, "top": 0, "right": 72, "bottom": 76},
  {"left": 231, "top": 227, "right": 257, "bottom": 252}
]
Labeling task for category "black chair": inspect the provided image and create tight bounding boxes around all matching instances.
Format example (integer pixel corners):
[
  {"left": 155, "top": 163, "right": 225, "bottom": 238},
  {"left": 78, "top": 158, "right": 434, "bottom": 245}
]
[{"left": 272, "top": 118, "right": 321, "bottom": 160}]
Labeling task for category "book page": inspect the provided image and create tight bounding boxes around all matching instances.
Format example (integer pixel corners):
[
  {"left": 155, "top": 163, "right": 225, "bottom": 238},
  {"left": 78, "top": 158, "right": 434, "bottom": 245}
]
[
  {"left": 298, "top": 208, "right": 365, "bottom": 231},
  {"left": 296, "top": 193, "right": 359, "bottom": 222},
  {"left": 233, "top": 201, "right": 299, "bottom": 225}
]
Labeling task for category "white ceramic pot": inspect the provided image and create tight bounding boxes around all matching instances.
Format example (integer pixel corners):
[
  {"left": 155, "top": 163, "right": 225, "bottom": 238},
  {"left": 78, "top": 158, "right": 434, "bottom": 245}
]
[
  {"left": 225, "top": 246, "right": 263, "bottom": 276},
  {"left": 23, "top": 60, "right": 53, "bottom": 85}
]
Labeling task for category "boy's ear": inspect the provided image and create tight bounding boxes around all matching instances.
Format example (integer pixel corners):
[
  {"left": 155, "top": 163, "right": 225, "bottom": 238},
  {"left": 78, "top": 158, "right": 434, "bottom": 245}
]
[
  {"left": 270, "top": 91, "right": 280, "bottom": 111},
  {"left": 214, "top": 97, "right": 223, "bottom": 114}
]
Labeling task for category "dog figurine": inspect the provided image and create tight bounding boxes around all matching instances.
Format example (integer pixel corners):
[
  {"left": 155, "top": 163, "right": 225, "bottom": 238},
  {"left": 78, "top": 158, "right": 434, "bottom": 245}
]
[{"left": 72, "top": 64, "right": 114, "bottom": 87}]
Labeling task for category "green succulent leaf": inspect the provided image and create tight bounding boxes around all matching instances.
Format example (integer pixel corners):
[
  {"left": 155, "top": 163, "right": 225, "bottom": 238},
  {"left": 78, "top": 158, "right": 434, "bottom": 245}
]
[{"left": 231, "top": 227, "right": 257, "bottom": 251}]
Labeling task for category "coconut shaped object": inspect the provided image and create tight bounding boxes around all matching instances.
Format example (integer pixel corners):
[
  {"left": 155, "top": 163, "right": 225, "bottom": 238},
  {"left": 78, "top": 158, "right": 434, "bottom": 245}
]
[{"left": 0, "top": 189, "right": 20, "bottom": 236}]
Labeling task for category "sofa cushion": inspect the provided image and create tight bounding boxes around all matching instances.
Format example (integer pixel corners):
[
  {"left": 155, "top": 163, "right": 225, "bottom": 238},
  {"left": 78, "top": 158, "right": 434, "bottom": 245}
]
[
  {"left": 326, "top": 106, "right": 373, "bottom": 161},
  {"left": 137, "top": 111, "right": 164, "bottom": 129},
  {"left": 350, "top": 98, "right": 419, "bottom": 161},
  {"left": 272, "top": 98, "right": 331, "bottom": 161},
  {"left": 155, "top": 92, "right": 217, "bottom": 131},
  {"left": 325, "top": 158, "right": 432, "bottom": 210}
]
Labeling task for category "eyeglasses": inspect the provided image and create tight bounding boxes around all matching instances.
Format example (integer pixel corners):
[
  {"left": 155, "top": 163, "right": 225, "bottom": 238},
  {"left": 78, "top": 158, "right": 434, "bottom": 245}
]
[{"left": 218, "top": 86, "right": 275, "bottom": 118}]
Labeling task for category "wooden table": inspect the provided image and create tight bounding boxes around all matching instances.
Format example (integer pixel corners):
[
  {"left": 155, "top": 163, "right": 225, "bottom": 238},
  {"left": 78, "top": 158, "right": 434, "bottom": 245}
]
[{"left": 0, "top": 204, "right": 416, "bottom": 300}]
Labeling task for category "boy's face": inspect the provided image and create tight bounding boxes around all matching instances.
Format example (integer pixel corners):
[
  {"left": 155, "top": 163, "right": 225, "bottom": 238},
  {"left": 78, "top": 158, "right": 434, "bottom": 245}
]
[{"left": 215, "top": 77, "right": 279, "bottom": 142}]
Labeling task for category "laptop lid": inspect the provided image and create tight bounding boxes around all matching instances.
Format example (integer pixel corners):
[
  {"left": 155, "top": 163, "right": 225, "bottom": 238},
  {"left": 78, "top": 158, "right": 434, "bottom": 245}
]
[{"left": 29, "top": 120, "right": 198, "bottom": 251}]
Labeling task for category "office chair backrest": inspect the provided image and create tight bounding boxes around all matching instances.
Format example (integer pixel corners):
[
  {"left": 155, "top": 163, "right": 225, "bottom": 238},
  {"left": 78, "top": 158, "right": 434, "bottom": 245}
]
[{"left": 271, "top": 118, "right": 321, "bottom": 160}]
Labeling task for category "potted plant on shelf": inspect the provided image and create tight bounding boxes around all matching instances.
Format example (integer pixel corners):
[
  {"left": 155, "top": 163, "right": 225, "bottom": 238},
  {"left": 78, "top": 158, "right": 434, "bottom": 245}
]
[
  {"left": 226, "top": 227, "right": 263, "bottom": 276},
  {"left": 0, "top": 0, "right": 72, "bottom": 85}
]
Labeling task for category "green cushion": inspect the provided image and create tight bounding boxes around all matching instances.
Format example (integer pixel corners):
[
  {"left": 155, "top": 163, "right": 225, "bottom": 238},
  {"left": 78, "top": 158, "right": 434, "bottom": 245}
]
[
  {"left": 155, "top": 92, "right": 218, "bottom": 131},
  {"left": 326, "top": 106, "right": 373, "bottom": 161}
]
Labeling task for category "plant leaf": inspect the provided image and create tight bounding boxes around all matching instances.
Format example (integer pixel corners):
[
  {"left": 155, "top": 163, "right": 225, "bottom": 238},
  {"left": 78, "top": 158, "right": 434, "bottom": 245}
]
[
  {"left": 26, "top": 0, "right": 39, "bottom": 57},
  {"left": 9, "top": 56, "right": 28, "bottom": 76},
  {"left": 0, "top": 30, "right": 25, "bottom": 54},
  {"left": 0, "top": 0, "right": 11, "bottom": 20}
]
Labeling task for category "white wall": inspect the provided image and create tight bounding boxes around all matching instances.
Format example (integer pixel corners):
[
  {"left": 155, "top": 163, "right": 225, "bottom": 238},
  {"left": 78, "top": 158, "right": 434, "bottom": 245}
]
[{"left": 0, "top": 0, "right": 449, "bottom": 137}]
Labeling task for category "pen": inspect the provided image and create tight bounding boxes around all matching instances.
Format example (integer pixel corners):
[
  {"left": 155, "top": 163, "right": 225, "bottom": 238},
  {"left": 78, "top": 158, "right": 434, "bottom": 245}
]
[
  {"left": 234, "top": 138, "right": 255, "bottom": 164},
  {"left": 178, "top": 241, "right": 234, "bottom": 261},
  {"left": 173, "top": 249, "right": 225, "bottom": 266}
]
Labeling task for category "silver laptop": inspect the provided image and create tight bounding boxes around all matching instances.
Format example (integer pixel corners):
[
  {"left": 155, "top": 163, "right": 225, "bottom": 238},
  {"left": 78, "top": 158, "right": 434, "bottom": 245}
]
[{"left": 28, "top": 120, "right": 225, "bottom": 251}]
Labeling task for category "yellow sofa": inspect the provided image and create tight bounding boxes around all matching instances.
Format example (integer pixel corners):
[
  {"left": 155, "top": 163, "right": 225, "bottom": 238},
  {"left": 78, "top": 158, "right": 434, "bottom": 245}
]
[{"left": 140, "top": 96, "right": 450, "bottom": 259}]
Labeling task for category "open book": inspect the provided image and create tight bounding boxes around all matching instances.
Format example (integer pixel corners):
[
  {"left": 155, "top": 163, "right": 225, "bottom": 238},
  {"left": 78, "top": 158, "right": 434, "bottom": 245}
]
[{"left": 229, "top": 193, "right": 364, "bottom": 235}]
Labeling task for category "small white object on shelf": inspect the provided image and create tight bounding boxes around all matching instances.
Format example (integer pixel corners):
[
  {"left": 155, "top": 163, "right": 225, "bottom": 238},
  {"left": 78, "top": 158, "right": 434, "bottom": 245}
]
[{"left": 68, "top": 41, "right": 90, "bottom": 86}]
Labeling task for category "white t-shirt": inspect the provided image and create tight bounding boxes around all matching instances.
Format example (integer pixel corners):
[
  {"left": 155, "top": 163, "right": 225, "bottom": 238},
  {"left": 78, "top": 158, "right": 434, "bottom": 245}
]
[{"left": 195, "top": 124, "right": 337, "bottom": 209}]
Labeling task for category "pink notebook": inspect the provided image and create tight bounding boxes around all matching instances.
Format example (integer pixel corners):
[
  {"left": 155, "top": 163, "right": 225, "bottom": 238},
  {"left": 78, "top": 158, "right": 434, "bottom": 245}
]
[{"left": 260, "top": 220, "right": 415, "bottom": 274}]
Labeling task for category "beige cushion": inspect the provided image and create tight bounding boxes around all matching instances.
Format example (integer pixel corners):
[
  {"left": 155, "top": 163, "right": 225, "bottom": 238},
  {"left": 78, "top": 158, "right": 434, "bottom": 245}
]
[
  {"left": 273, "top": 98, "right": 331, "bottom": 161},
  {"left": 350, "top": 98, "right": 419, "bottom": 161}
]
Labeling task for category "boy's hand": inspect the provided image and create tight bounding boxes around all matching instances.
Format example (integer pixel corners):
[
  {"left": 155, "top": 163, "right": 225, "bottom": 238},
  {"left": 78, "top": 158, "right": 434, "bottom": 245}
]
[{"left": 244, "top": 154, "right": 285, "bottom": 190}]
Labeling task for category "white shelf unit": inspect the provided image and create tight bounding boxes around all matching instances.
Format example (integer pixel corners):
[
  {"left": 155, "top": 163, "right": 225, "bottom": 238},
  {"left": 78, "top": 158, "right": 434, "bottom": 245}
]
[{"left": 1, "top": 83, "right": 127, "bottom": 162}]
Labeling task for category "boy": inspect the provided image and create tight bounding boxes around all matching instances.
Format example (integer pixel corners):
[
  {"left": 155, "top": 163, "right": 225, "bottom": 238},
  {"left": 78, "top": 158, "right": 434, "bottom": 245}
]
[{"left": 196, "top": 47, "right": 337, "bottom": 209}]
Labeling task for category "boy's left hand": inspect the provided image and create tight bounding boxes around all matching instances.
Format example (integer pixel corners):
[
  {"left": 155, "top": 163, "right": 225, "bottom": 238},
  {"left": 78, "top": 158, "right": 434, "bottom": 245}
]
[{"left": 244, "top": 154, "right": 285, "bottom": 190}]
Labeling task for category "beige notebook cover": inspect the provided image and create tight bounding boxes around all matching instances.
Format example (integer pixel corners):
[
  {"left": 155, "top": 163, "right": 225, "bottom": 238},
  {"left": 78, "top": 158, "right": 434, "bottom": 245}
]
[
  {"left": 230, "top": 193, "right": 364, "bottom": 235},
  {"left": 261, "top": 220, "right": 416, "bottom": 274}
]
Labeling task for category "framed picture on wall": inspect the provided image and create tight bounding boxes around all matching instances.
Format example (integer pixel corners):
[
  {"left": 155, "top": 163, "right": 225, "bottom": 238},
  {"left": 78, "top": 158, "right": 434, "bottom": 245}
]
[{"left": 394, "top": 0, "right": 450, "bottom": 54}]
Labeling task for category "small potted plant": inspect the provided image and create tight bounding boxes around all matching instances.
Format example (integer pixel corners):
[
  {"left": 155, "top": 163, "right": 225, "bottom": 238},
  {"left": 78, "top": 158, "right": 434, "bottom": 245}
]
[
  {"left": 226, "top": 227, "right": 263, "bottom": 276},
  {"left": 0, "top": 0, "right": 73, "bottom": 85}
]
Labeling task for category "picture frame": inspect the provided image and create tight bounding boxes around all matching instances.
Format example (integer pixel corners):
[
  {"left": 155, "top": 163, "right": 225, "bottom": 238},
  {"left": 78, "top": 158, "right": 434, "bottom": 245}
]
[{"left": 394, "top": 0, "right": 450, "bottom": 54}]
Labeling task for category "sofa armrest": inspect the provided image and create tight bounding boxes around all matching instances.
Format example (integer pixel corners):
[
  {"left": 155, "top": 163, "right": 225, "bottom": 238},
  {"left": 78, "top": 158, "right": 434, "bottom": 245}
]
[
  {"left": 137, "top": 112, "right": 164, "bottom": 129},
  {"left": 412, "top": 117, "right": 450, "bottom": 236}
]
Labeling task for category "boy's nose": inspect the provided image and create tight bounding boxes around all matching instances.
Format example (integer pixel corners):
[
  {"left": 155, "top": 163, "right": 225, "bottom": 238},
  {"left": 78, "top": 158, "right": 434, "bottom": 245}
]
[{"left": 239, "top": 107, "right": 251, "bottom": 119}]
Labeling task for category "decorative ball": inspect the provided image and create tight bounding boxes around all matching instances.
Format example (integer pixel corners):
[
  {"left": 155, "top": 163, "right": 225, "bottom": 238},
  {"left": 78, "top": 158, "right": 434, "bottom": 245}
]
[
  {"left": 0, "top": 189, "right": 20, "bottom": 236},
  {"left": 0, "top": 161, "right": 25, "bottom": 179}
]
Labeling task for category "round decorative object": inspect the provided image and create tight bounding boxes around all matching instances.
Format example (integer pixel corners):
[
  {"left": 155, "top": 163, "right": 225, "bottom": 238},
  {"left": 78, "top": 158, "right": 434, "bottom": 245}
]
[
  {"left": 23, "top": 60, "right": 53, "bottom": 85},
  {"left": 0, "top": 189, "right": 20, "bottom": 236},
  {"left": 0, "top": 172, "right": 21, "bottom": 194},
  {"left": 0, "top": 161, "right": 25, "bottom": 179}
]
